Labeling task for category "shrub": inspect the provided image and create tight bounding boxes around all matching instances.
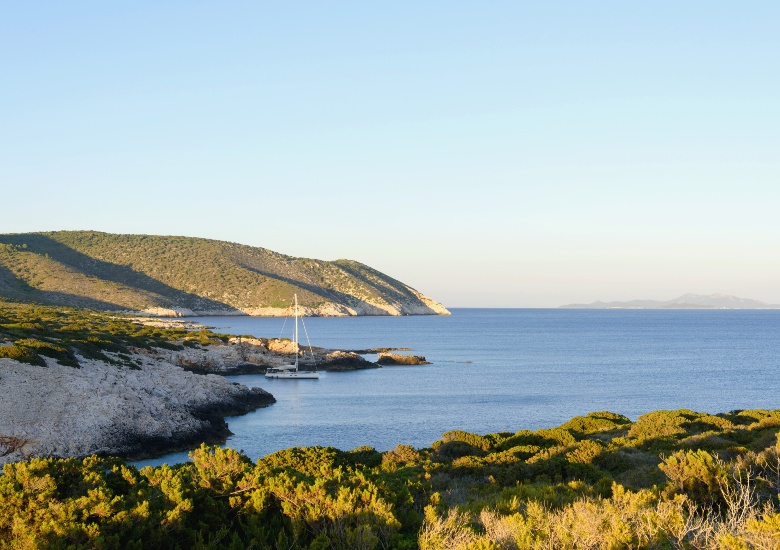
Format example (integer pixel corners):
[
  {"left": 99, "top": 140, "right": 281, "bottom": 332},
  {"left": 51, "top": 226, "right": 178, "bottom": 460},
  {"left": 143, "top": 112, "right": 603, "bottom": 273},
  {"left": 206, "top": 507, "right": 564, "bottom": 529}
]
[
  {"left": 14, "top": 338, "right": 78, "bottom": 367},
  {"left": 566, "top": 440, "right": 605, "bottom": 465},
  {"left": 558, "top": 411, "right": 632, "bottom": 435},
  {"left": 0, "top": 344, "right": 45, "bottom": 366},
  {"left": 436, "top": 441, "right": 485, "bottom": 460},
  {"left": 349, "top": 446, "right": 383, "bottom": 468},
  {"left": 659, "top": 449, "right": 728, "bottom": 505},
  {"left": 438, "top": 431, "right": 492, "bottom": 451},
  {"left": 535, "top": 428, "right": 577, "bottom": 447},
  {"left": 628, "top": 409, "right": 704, "bottom": 443},
  {"left": 382, "top": 444, "right": 422, "bottom": 466}
]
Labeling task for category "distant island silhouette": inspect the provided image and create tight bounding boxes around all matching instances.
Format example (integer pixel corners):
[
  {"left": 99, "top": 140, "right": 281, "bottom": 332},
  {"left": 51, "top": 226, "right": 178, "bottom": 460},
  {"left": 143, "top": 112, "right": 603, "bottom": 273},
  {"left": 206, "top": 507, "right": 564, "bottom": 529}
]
[{"left": 559, "top": 293, "right": 780, "bottom": 309}]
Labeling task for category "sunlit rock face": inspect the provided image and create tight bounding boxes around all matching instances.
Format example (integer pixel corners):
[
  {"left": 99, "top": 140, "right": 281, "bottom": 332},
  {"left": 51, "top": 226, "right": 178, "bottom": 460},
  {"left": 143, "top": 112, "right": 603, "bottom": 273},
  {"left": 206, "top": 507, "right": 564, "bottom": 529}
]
[{"left": 0, "top": 349, "right": 274, "bottom": 465}]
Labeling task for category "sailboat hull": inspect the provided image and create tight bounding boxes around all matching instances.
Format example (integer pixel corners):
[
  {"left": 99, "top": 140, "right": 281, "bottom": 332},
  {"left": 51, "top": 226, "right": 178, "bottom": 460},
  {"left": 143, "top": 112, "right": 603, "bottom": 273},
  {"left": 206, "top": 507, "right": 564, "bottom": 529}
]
[
  {"left": 265, "top": 294, "right": 320, "bottom": 380},
  {"left": 265, "top": 370, "right": 320, "bottom": 379}
]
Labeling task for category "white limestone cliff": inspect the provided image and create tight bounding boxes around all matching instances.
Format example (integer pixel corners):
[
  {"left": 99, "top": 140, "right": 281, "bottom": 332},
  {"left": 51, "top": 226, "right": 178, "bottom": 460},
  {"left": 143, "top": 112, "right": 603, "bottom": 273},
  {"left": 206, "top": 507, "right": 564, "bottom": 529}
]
[{"left": 0, "top": 347, "right": 274, "bottom": 465}]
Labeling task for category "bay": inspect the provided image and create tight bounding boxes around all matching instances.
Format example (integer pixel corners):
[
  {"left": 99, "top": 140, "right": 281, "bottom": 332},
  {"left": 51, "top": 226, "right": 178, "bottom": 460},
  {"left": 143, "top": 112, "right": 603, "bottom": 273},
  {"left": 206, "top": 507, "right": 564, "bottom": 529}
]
[{"left": 134, "top": 309, "right": 780, "bottom": 467}]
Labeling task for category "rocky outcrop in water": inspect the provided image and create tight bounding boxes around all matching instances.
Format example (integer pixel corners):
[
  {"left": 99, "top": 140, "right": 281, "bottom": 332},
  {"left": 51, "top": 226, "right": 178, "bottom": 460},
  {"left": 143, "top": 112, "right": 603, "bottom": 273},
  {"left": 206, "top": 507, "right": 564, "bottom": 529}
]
[
  {"left": 167, "top": 336, "right": 380, "bottom": 375},
  {"left": 376, "top": 353, "right": 430, "bottom": 365},
  {"left": 0, "top": 328, "right": 418, "bottom": 465},
  {"left": 317, "top": 351, "right": 378, "bottom": 371}
]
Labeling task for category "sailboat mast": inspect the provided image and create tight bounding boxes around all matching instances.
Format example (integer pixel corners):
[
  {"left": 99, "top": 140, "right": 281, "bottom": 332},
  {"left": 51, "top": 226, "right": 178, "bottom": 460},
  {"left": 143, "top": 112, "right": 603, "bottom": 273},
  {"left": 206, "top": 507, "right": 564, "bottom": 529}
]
[{"left": 294, "top": 294, "right": 299, "bottom": 371}]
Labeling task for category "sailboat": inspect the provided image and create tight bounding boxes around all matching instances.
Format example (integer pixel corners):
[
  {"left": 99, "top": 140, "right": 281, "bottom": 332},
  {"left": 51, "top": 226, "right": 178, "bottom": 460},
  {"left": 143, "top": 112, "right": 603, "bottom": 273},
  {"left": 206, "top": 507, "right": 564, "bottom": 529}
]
[{"left": 264, "top": 294, "right": 320, "bottom": 379}]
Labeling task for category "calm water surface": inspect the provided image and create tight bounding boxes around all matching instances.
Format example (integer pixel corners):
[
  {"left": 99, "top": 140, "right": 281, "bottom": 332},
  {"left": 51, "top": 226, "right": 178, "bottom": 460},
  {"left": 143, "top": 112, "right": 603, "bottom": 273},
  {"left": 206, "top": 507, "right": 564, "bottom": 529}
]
[{"left": 135, "top": 309, "right": 780, "bottom": 467}]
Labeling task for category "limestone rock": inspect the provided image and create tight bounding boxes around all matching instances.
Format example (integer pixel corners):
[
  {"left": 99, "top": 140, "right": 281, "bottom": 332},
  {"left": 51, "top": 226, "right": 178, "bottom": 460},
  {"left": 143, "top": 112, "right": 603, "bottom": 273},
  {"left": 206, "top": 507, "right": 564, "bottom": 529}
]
[{"left": 0, "top": 350, "right": 274, "bottom": 465}]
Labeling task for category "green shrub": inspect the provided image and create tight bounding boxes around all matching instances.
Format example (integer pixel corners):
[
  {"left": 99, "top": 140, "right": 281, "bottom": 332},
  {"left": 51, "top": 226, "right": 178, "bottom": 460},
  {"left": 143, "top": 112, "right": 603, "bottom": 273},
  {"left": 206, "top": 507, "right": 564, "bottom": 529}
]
[
  {"left": 14, "top": 338, "right": 78, "bottom": 367},
  {"left": 0, "top": 344, "right": 45, "bottom": 366},
  {"left": 2, "top": 406, "right": 780, "bottom": 550},
  {"left": 559, "top": 411, "right": 632, "bottom": 435},
  {"left": 535, "top": 428, "right": 577, "bottom": 447},
  {"left": 629, "top": 410, "right": 739, "bottom": 450},
  {"left": 628, "top": 409, "right": 698, "bottom": 442},
  {"left": 484, "top": 445, "right": 541, "bottom": 463},
  {"left": 439, "top": 430, "right": 493, "bottom": 451},
  {"left": 496, "top": 430, "right": 551, "bottom": 451},
  {"left": 348, "top": 446, "right": 383, "bottom": 468},
  {"left": 436, "top": 441, "right": 485, "bottom": 460},
  {"left": 566, "top": 440, "right": 605, "bottom": 465},
  {"left": 382, "top": 444, "right": 422, "bottom": 466},
  {"left": 659, "top": 449, "right": 728, "bottom": 505}
]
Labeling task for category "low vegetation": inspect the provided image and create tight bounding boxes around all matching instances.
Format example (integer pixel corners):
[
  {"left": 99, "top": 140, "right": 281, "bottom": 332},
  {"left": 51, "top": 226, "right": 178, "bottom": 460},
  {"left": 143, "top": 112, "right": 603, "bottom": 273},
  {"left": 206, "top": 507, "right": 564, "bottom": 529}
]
[
  {"left": 0, "top": 300, "right": 229, "bottom": 368},
  {"left": 1, "top": 408, "right": 779, "bottom": 549}
]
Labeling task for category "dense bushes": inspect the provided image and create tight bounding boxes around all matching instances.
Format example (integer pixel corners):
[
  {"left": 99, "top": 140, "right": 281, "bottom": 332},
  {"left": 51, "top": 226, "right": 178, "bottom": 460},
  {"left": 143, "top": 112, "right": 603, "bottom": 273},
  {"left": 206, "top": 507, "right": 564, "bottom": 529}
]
[
  {"left": 0, "top": 446, "right": 413, "bottom": 549},
  {"left": 2, "top": 409, "right": 780, "bottom": 549}
]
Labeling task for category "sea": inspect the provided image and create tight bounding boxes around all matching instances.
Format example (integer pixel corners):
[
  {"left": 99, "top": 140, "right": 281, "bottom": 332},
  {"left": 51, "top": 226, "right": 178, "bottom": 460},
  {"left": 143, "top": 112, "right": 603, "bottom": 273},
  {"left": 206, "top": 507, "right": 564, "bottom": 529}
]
[{"left": 133, "top": 308, "right": 780, "bottom": 467}]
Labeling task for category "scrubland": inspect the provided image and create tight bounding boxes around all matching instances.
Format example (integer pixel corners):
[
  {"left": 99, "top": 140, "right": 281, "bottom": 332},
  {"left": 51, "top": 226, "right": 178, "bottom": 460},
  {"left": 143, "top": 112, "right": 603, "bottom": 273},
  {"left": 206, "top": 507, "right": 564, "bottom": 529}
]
[{"left": 2, "top": 408, "right": 779, "bottom": 549}]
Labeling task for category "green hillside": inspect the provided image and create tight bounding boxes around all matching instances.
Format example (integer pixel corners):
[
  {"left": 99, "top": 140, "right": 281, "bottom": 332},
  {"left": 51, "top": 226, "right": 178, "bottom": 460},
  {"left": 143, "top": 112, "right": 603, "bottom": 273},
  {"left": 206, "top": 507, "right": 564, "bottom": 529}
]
[{"left": 0, "top": 231, "right": 449, "bottom": 316}]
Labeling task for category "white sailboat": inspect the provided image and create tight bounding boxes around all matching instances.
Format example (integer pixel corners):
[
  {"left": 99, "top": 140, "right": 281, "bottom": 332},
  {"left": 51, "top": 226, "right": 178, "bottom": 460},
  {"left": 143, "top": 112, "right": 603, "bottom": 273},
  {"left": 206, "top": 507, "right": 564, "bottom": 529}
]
[{"left": 265, "top": 294, "right": 320, "bottom": 379}]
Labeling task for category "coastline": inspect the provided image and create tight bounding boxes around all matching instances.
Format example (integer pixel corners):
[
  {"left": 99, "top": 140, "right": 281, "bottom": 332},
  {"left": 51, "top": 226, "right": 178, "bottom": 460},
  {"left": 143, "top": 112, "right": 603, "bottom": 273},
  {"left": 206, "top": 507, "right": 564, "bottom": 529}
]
[
  {"left": 0, "top": 329, "right": 411, "bottom": 465},
  {"left": 0, "top": 349, "right": 276, "bottom": 466},
  {"left": 101, "top": 388, "right": 276, "bottom": 462},
  {"left": 132, "top": 299, "right": 451, "bottom": 318}
]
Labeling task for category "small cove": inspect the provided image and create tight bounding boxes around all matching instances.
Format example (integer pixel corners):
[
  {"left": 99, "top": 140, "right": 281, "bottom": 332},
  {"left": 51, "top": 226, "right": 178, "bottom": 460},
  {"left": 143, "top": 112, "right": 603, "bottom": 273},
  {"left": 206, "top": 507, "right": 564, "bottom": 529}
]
[{"left": 134, "top": 308, "right": 780, "bottom": 467}]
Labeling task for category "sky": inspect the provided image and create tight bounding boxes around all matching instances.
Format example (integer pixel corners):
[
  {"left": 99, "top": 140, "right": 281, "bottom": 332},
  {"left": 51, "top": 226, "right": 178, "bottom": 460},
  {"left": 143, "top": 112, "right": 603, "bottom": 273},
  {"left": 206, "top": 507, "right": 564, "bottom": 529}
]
[{"left": 1, "top": 2, "right": 779, "bottom": 307}]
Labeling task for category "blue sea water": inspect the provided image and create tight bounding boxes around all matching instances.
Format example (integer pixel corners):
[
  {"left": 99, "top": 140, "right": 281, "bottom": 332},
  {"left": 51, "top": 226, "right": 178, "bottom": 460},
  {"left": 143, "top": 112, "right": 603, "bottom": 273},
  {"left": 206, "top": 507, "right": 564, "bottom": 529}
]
[{"left": 135, "top": 309, "right": 780, "bottom": 467}]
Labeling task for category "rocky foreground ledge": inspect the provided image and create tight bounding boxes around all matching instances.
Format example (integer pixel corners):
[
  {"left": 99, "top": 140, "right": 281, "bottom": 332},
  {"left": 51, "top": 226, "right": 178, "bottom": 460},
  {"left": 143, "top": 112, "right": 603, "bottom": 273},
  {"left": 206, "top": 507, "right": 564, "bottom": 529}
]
[
  {"left": 0, "top": 331, "right": 426, "bottom": 465},
  {"left": 0, "top": 348, "right": 275, "bottom": 466}
]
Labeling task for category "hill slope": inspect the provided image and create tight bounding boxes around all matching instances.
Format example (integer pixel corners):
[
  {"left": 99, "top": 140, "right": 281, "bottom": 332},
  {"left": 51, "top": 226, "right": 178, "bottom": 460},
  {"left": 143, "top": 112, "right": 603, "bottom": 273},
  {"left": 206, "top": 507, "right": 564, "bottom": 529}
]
[{"left": 0, "top": 231, "right": 449, "bottom": 316}]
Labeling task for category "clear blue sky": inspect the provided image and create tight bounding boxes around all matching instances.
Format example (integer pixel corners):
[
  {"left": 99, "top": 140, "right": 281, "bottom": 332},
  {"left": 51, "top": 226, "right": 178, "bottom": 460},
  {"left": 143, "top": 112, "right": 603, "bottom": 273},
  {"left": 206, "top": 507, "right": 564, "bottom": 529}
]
[{"left": 2, "top": 2, "right": 778, "bottom": 307}]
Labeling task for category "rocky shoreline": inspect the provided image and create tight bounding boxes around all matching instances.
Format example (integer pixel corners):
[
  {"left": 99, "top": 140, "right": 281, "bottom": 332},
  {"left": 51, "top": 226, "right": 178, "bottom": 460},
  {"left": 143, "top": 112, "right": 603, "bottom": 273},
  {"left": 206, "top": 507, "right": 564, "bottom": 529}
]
[
  {"left": 0, "top": 347, "right": 276, "bottom": 465},
  {"left": 136, "top": 297, "right": 451, "bottom": 318},
  {"left": 88, "top": 388, "right": 276, "bottom": 462},
  {"left": 167, "top": 336, "right": 382, "bottom": 375},
  {"left": 0, "top": 332, "right": 429, "bottom": 465}
]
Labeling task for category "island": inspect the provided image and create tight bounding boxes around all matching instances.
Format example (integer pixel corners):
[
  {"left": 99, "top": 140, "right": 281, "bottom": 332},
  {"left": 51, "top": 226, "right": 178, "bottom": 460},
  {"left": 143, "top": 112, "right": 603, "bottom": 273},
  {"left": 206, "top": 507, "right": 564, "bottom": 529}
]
[{"left": 560, "top": 293, "right": 780, "bottom": 309}]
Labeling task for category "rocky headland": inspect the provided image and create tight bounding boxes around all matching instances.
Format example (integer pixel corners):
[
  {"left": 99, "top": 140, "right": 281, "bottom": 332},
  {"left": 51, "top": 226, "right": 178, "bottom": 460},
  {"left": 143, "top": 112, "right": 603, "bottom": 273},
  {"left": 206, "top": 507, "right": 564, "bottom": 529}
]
[
  {"left": 0, "top": 231, "right": 451, "bottom": 317},
  {"left": 0, "top": 351, "right": 274, "bottom": 466},
  {"left": 0, "top": 328, "right": 414, "bottom": 465}
]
